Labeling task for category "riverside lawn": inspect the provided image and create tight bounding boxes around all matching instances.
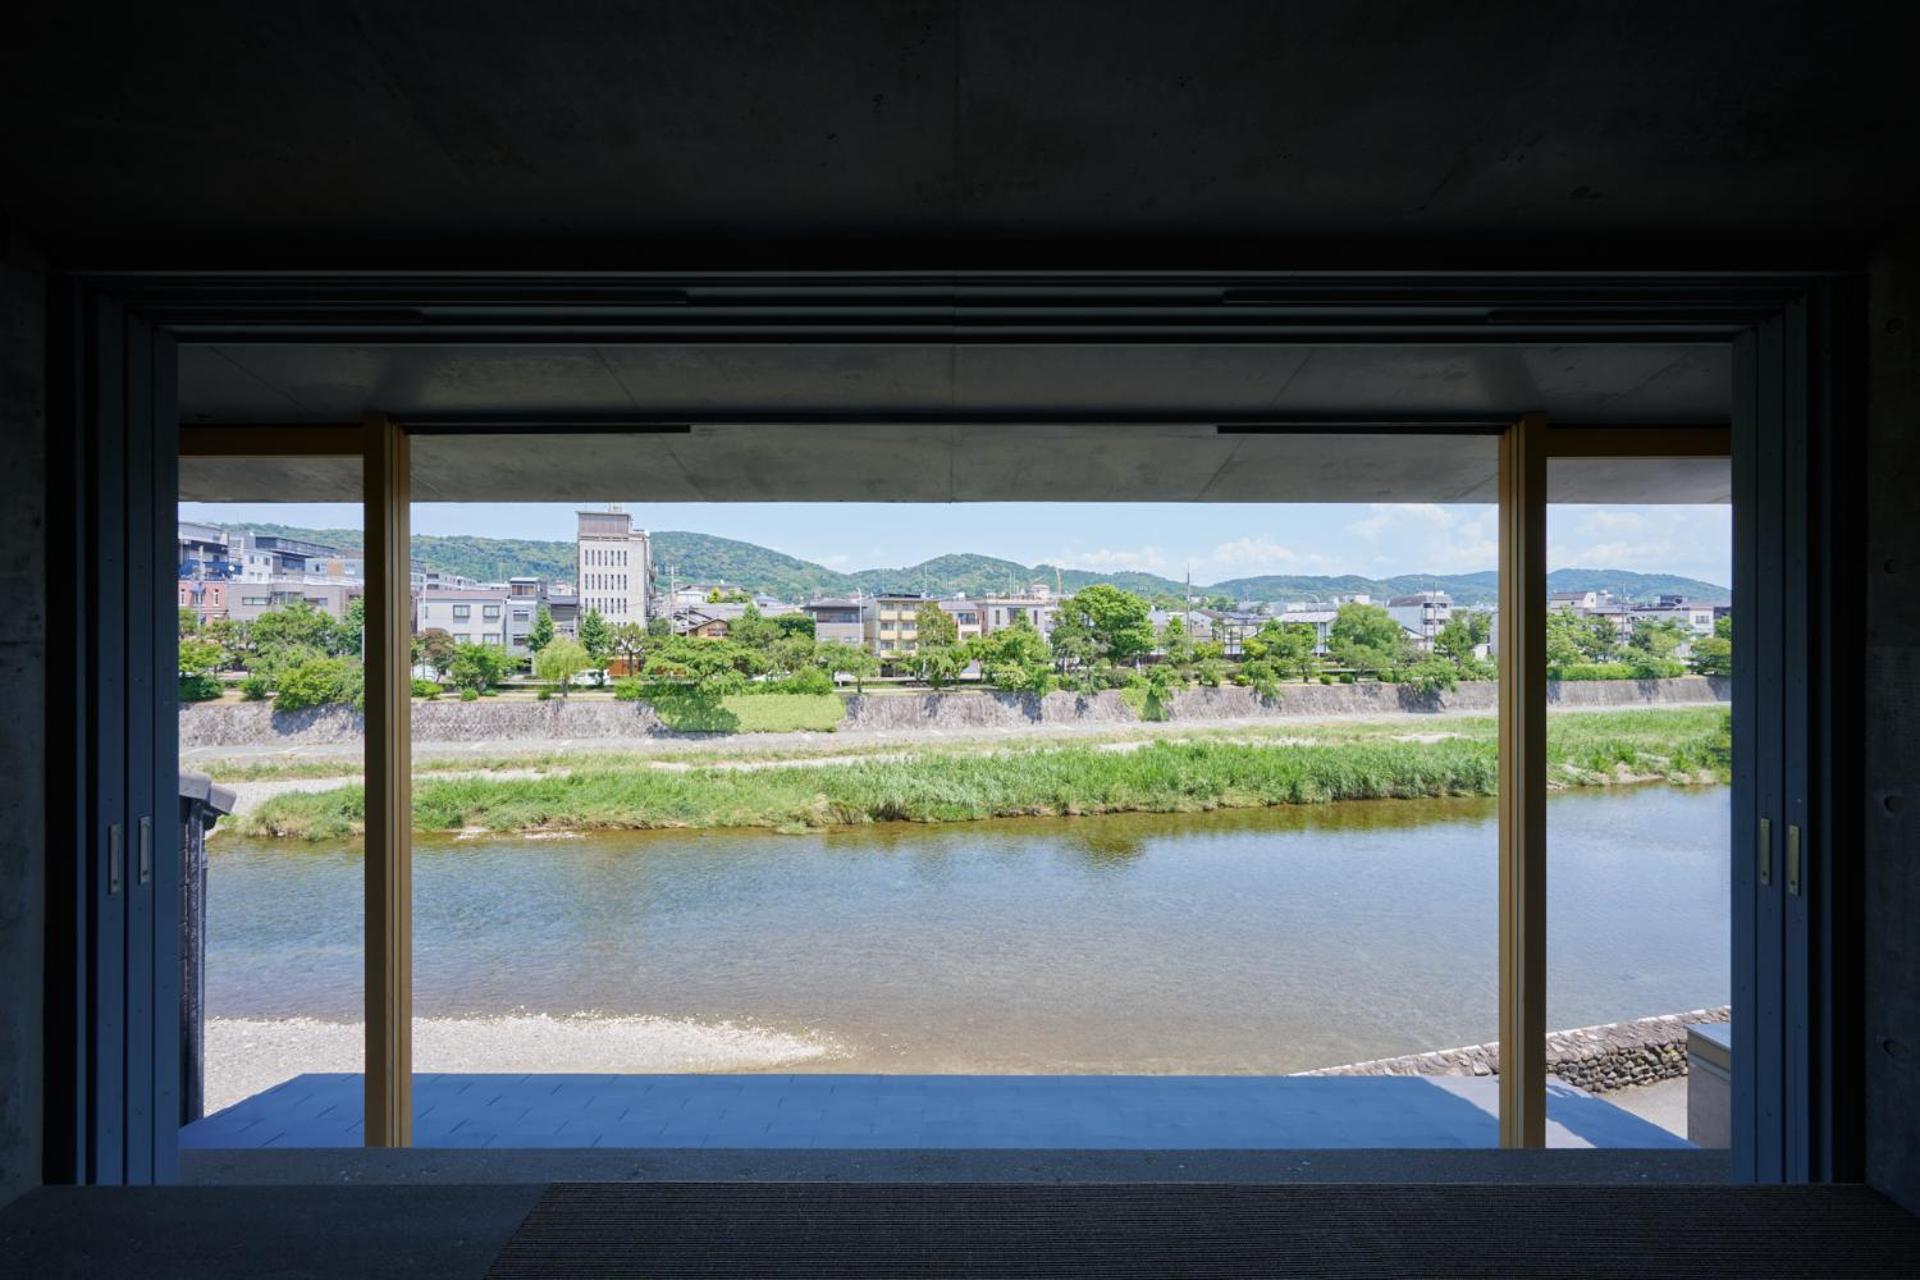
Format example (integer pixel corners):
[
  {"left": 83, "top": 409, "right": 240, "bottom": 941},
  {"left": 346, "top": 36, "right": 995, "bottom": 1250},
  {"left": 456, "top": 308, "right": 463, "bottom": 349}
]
[{"left": 238, "top": 706, "right": 1729, "bottom": 839}]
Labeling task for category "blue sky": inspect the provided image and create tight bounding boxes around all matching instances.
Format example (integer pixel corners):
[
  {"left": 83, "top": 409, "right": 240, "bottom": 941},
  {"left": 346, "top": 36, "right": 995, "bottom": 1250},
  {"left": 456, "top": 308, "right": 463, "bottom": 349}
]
[{"left": 179, "top": 501, "right": 1732, "bottom": 588}]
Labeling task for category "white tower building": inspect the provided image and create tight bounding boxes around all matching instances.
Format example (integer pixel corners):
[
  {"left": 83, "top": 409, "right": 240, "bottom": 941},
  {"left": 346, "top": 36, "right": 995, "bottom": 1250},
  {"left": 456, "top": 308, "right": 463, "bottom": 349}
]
[{"left": 575, "top": 506, "right": 654, "bottom": 627}]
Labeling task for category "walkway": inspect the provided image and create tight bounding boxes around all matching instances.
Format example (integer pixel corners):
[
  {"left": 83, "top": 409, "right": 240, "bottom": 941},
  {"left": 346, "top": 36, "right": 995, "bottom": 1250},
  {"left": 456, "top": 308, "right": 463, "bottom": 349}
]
[{"left": 180, "top": 1073, "right": 1688, "bottom": 1151}]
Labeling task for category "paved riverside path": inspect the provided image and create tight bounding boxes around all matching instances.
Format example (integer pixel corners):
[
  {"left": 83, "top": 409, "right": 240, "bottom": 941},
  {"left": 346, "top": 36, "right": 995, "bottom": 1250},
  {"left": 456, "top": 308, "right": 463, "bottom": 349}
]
[
  {"left": 181, "top": 1073, "right": 1688, "bottom": 1151},
  {"left": 182, "top": 698, "right": 1701, "bottom": 773}
]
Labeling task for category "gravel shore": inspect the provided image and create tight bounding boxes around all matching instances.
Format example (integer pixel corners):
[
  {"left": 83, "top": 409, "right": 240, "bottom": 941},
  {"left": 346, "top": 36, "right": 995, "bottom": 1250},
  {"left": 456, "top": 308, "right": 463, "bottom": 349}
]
[{"left": 204, "top": 1014, "right": 844, "bottom": 1113}]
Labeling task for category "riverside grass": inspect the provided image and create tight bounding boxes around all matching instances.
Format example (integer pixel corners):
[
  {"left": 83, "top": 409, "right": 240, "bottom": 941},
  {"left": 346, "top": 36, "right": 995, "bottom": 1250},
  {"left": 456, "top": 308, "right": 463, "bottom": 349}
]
[{"left": 239, "top": 707, "right": 1728, "bottom": 840}]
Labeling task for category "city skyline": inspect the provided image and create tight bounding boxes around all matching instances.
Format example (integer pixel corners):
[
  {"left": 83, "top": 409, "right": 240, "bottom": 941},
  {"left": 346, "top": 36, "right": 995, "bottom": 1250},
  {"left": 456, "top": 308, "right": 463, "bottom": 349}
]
[{"left": 178, "top": 500, "right": 1732, "bottom": 589}]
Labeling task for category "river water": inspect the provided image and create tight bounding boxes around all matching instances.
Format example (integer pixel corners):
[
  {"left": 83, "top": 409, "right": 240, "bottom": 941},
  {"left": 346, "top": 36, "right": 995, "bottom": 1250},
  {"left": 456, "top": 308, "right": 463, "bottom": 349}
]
[{"left": 207, "top": 786, "right": 1729, "bottom": 1074}]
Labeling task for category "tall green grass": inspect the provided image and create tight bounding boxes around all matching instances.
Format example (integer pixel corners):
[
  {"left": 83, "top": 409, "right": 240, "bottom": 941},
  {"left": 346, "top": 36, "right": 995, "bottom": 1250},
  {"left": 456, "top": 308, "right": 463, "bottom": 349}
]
[{"left": 239, "top": 710, "right": 1729, "bottom": 841}]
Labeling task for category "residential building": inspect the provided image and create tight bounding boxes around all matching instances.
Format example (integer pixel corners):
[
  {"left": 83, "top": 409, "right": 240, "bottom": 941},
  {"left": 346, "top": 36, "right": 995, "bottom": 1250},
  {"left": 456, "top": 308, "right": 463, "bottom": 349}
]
[
  {"left": 545, "top": 583, "right": 579, "bottom": 637},
  {"left": 977, "top": 585, "right": 1060, "bottom": 638},
  {"left": 177, "top": 521, "right": 239, "bottom": 582},
  {"left": 803, "top": 599, "right": 865, "bottom": 650},
  {"left": 415, "top": 587, "right": 510, "bottom": 647},
  {"left": 864, "top": 592, "right": 933, "bottom": 658},
  {"left": 1386, "top": 592, "right": 1454, "bottom": 652},
  {"left": 938, "top": 597, "right": 985, "bottom": 645},
  {"left": 228, "top": 580, "right": 363, "bottom": 625},
  {"left": 576, "top": 506, "right": 655, "bottom": 627},
  {"left": 177, "top": 578, "right": 229, "bottom": 625},
  {"left": 673, "top": 609, "right": 733, "bottom": 639}
]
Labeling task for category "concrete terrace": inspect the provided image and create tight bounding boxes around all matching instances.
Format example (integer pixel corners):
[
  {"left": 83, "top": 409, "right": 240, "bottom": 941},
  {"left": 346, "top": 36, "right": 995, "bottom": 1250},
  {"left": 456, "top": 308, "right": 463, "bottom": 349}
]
[{"left": 181, "top": 1074, "right": 1687, "bottom": 1152}]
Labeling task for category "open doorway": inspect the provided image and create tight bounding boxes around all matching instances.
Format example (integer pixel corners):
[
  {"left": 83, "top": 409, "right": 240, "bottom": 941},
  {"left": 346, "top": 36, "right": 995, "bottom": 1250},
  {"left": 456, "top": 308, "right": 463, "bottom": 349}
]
[{"left": 173, "top": 419, "right": 1724, "bottom": 1154}]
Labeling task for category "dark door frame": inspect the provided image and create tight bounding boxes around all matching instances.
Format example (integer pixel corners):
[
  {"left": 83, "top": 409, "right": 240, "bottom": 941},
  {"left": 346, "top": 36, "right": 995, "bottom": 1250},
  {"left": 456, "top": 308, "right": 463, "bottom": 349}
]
[{"left": 45, "top": 269, "right": 1861, "bottom": 1183}]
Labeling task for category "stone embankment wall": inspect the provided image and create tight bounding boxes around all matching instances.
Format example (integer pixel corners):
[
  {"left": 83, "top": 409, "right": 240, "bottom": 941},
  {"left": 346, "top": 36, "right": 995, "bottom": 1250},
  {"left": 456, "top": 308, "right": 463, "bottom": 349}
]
[
  {"left": 839, "top": 689, "right": 1139, "bottom": 732},
  {"left": 180, "top": 677, "right": 1728, "bottom": 750},
  {"left": 179, "top": 699, "right": 665, "bottom": 750},
  {"left": 1297, "top": 1006, "right": 1731, "bottom": 1093}
]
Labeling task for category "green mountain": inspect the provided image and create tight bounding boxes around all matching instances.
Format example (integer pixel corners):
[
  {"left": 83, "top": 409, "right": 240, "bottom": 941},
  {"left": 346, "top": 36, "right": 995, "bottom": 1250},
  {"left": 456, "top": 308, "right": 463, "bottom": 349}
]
[{"left": 215, "top": 522, "right": 1727, "bottom": 606}]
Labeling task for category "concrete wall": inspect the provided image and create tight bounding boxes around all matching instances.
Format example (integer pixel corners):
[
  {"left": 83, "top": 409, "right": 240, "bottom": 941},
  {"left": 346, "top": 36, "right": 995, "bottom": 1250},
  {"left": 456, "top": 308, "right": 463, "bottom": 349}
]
[
  {"left": 0, "top": 235, "right": 47, "bottom": 1207},
  {"left": 178, "top": 678, "right": 1730, "bottom": 749},
  {"left": 1868, "top": 228, "right": 1920, "bottom": 1211}
]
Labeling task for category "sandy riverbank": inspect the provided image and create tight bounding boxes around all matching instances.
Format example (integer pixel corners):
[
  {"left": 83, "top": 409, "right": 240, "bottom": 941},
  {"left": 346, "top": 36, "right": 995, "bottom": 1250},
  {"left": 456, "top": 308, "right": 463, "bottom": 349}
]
[{"left": 204, "top": 1014, "right": 845, "bottom": 1113}]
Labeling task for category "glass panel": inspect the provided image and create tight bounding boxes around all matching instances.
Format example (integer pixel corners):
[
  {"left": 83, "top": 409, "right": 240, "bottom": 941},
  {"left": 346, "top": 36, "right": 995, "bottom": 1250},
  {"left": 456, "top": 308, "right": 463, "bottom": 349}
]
[
  {"left": 1544, "top": 498, "right": 1732, "bottom": 1149},
  {"left": 175, "top": 480, "right": 366, "bottom": 1147}
]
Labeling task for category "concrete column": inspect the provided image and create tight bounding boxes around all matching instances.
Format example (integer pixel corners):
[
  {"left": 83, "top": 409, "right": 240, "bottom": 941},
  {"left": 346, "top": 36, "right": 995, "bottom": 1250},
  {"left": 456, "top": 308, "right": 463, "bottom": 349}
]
[
  {"left": 0, "top": 231, "right": 47, "bottom": 1207},
  {"left": 1868, "top": 225, "right": 1920, "bottom": 1212}
]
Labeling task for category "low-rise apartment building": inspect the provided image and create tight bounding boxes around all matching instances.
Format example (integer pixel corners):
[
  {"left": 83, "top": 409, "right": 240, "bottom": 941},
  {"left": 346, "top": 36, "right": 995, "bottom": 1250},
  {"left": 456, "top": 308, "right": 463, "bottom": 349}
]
[
  {"left": 803, "top": 599, "right": 865, "bottom": 649},
  {"left": 416, "top": 587, "right": 510, "bottom": 647},
  {"left": 228, "top": 580, "right": 363, "bottom": 625},
  {"left": 864, "top": 592, "right": 932, "bottom": 658},
  {"left": 1385, "top": 591, "right": 1454, "bottom": 652}
]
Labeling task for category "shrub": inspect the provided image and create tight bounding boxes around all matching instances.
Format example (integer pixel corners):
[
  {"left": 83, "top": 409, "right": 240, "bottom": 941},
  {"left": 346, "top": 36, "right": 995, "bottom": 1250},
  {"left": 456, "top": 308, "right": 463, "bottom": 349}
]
[
  {"left": 1319, "top": 674, "right": 1333, "bottom": 685},
  {"left": 1551, "top": 662, "right": 1637, "bottom": 681},
  {"left": 272, "top": 656, "right": 357, "bottom": 712},
  {"left": 536, "top": 688, "right": 552, "bottom": 701},
  {"left": 178, "top": 674, "right": 223, "bottom": 702},
  {"left": 749, "top": 665, "right": 835, "bottom": 696},
  {"left": 460, "top": 687, "right": 479, "bottom": 702},
  {"left": 239, "top": 673, "right": 271, "bottom": 701},
  {"left": 1399, "top": 656, "right": 1460, "bottom": 696},
  {"left": 411, "top": 677, "right": 442, "bottom": 699}
]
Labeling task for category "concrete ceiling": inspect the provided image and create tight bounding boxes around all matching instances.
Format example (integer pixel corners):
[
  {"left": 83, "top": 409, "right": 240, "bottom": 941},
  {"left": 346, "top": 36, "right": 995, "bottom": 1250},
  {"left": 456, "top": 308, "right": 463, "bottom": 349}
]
[
  {"left": 7, "top": 2, "right": 1918, "bottom": 262},
  {"left": 178, "top": 341, "right": 1729, "bottom": 423},
  {"left": 178, "top": 425, "right": 1727, "bottom": 505}
]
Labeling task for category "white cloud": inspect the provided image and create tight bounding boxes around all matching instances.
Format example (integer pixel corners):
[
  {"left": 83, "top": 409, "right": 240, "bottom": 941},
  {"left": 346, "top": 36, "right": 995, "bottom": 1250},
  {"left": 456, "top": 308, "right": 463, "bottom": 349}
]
[
  {"left": 1048, "top": 544, "right": 1172, "bottom": 575},
  {"left": 1339, "top": 504, "right": 1498, "bottom": 574},
  {"left": 1547, "top": 506, "right": 1730, "bottom": 584}
]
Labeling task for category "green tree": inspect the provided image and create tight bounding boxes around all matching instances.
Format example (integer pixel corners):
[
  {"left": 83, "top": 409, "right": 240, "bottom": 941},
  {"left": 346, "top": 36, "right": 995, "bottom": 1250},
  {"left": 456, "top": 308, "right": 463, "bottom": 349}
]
[
  {"left": 727, "top": 604, "right": 781, "bottom": 652},
  {"left": 527, "top": 603, "right": 555, "bottom": 655},
  {"left": 969, "top": 615, "right": 1055, "bottom": 693},
  {"left": 448, "top": 640, "right": 511, "bottom": 693},
  {"left": 534, "top": 637, "right": 589, "bottom": 698},
  {"left": 417, "top": 629, "right": 456, "bottom": 681},
  {"left": 179, "top": 607, "right": 202, "bottom": 638},
  {"left": 273, "top": 656, "right": 359, "bottom": 711},
  {"left": 331, "top": 596, "right": 366, "bottom": 657},
  {"left": 1629, "top": 616, "right": 1689, "bottom": 660},
  {"left": 577, "top": 609, "right": 612, "bottom": 685},
  {"left": 1329, "top": 602, "right": 1413, "bottom": 679},
  {"left": 1242, "top": 619, "right": 1320, "bottom": 685},
  {"left": 1401, "top": 654, "right": 1461, "bottom": 696},
  {"left": 250, "top": 599, "right": 336, "bottom": 663},
  {"left": 609, "top": 621, "right": 648, "bottom": 676},
  {"left": 1690, "top": 615, "right": 1732, "bottom": 677},
  {"left": 819, "top": 641, "right": 880, "bottom": 693},
  {"left": 1159, "top": 616, "right": 1195, "bottom": 671},
  {"left": 774, "top": 614, "right": 816, "bottom": 641},
  {"left": 178, "top": 637, "right": 224, "bottom": 701},
  {"left": 204, "top": 617, "right": 249, "bottom": 671},
  {"left": 1059, "top": 585, "right": 1155, "bottom": 670},
  {"left": 1048, "top": 608, "right": 1100, "bottom": 688},
  {"left": 912, "top": 644, "right": 964, "bottom": 689},
  {"left": 914, "top": 601, "right": 959, "bottom": 649},
  {"left": 642, "top": 636, "right": 751, "bottom": 693},
  {"left": 1433, "top": 611, "right": 1490, "bottom": 666},
  {"left": 1546, "top": 608, "right": 1620, "bottom": 672}
]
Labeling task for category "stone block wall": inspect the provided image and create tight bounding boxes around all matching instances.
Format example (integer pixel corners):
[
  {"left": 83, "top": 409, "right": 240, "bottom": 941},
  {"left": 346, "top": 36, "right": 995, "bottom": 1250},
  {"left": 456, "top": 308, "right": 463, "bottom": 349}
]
[{"left": 1297, "top": 1006, "right": 1732, "bottom": 1094}]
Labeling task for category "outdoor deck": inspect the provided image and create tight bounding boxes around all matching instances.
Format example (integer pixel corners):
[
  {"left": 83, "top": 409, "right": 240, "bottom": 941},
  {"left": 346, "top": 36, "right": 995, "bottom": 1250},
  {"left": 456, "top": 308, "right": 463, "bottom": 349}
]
[{"left": 180, "top": 1074, "right": 1688, "bottom": 1151}]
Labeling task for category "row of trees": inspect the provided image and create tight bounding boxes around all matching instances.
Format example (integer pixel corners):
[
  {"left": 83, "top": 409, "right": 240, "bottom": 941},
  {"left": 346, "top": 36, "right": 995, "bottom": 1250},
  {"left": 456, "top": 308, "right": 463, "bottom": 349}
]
[
  {"left": 181, "top": 590, "right": 1732, "bottom": 709},
  {"left": 1546, "top": 609, "right": 1732, "bottom": 680}
]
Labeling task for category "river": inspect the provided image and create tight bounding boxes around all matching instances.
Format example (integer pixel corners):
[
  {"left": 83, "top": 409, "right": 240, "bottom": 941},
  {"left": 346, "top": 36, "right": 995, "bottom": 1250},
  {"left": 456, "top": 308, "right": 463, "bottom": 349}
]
[{"left": 206, "top": 785, "right": 1729, "bottom": 1075}]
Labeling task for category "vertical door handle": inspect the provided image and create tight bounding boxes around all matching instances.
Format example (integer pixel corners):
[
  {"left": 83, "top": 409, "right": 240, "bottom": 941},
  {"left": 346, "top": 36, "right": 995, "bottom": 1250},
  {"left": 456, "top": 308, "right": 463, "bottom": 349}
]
[
  {"left": 1786, "top": 824, "right": 1802, "bottom": 897},
  {"left": 138, "top": 816, "right": 152, "bottom": 885},
  {"left": 108, "top": 823, "right": 123, "bottom": 895},
  {"left": 1757, "top": 816, "right": 1772, "bottom": 888}
]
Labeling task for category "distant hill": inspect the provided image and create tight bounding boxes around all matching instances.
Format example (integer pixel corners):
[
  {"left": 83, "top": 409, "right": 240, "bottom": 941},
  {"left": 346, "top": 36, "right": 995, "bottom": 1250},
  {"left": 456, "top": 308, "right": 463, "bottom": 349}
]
[{"left": 215, "top": 522, "right": 1727, "bottom": 606}]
